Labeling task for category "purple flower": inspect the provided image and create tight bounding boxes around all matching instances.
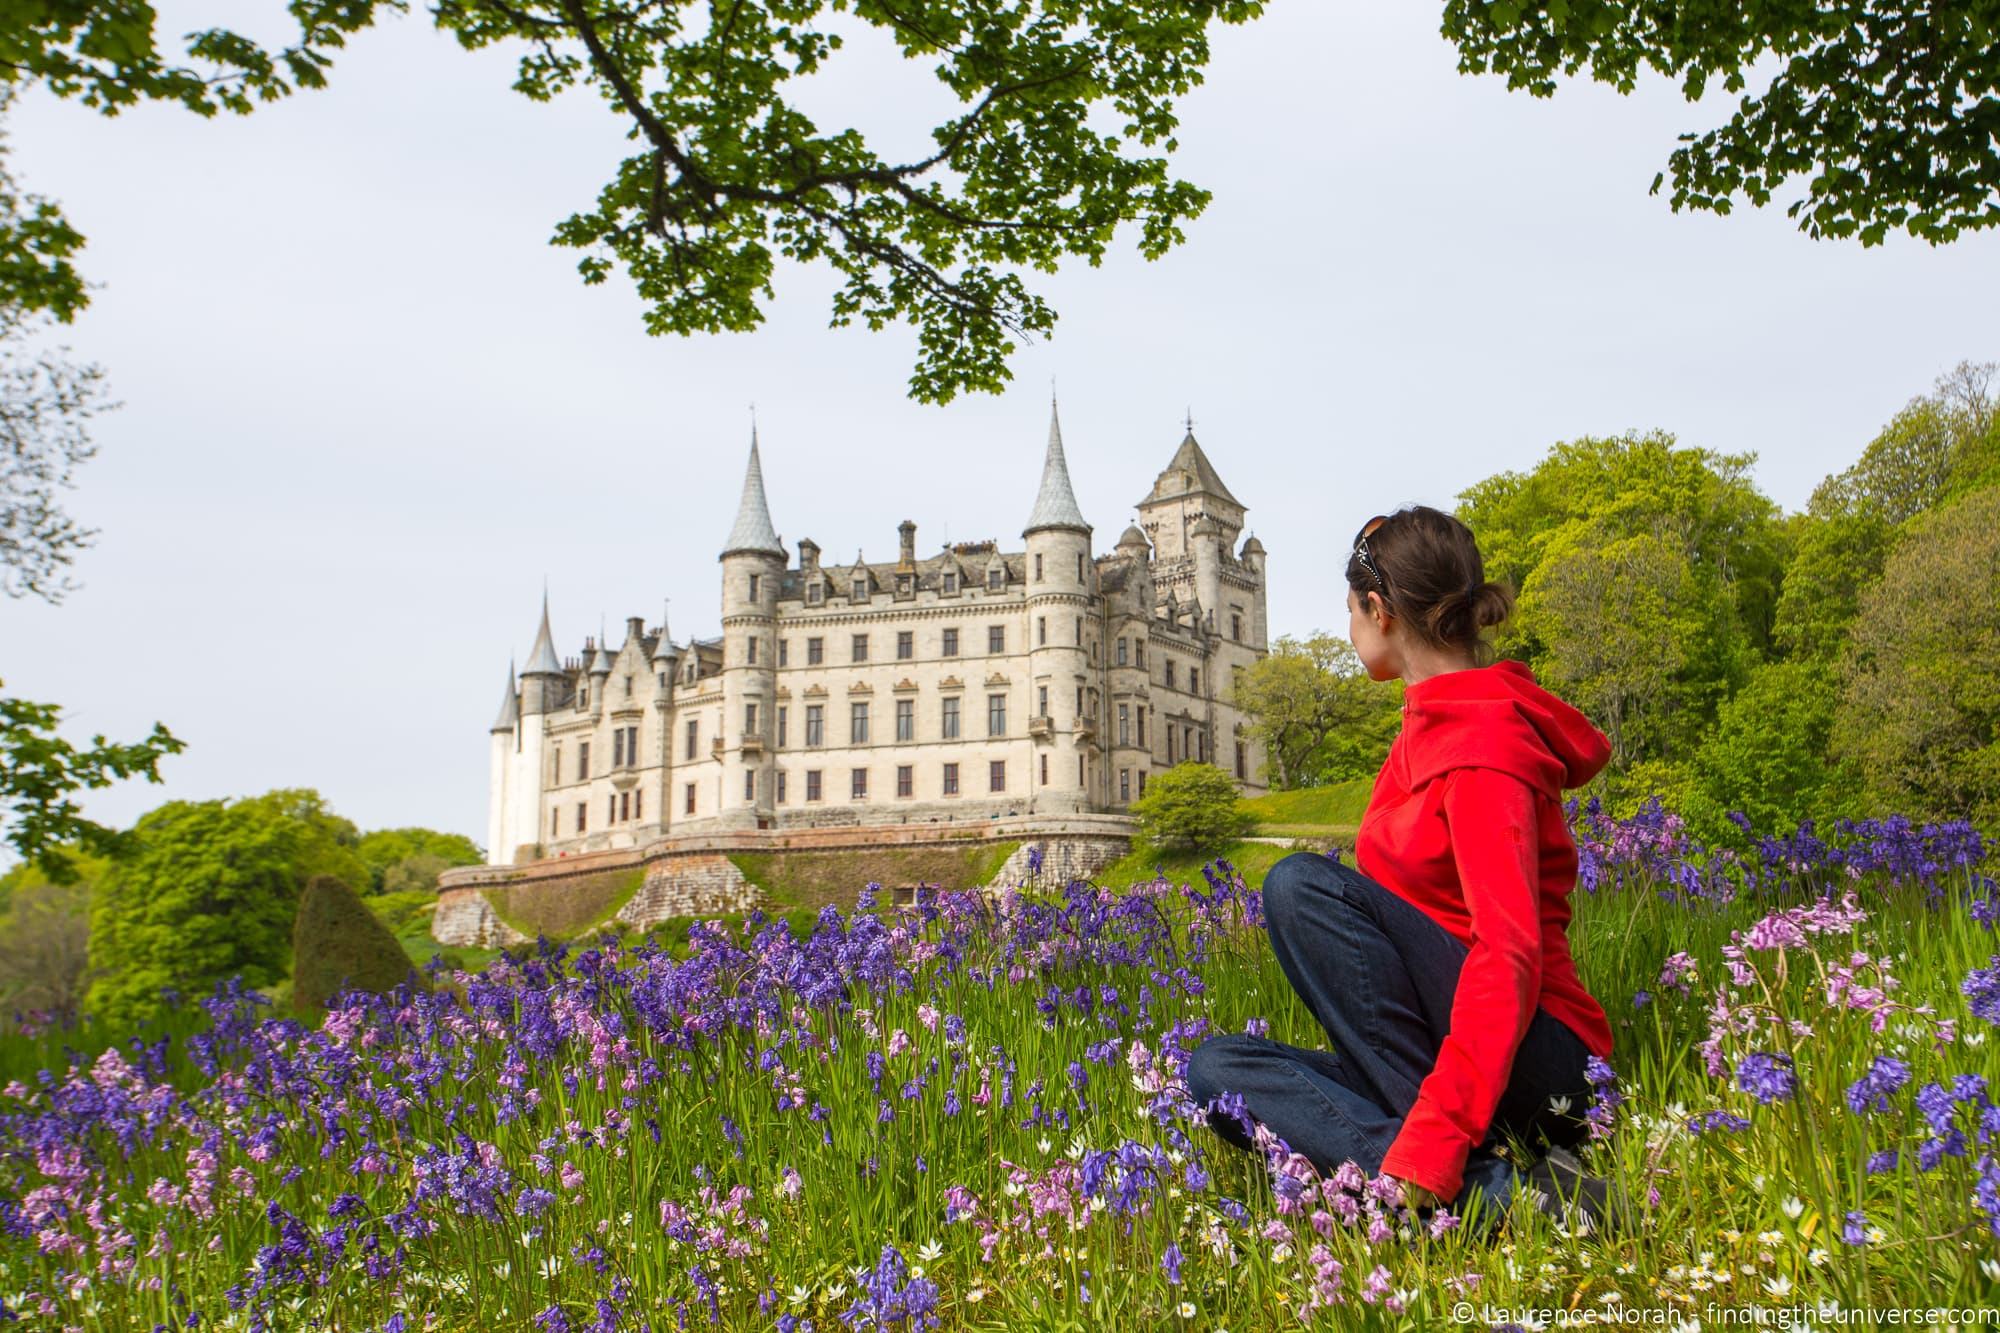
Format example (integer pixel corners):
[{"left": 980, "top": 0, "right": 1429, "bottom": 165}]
[
  {"left": 1161, "top": 1242, "right": 1184, "bottom": 1285},
  {"left": 1964, "top": 958, "right": 2000, "bottom": 1024},
  {"left": 1865, "top": 1149, "right": 1899, "bottom": 1175},
  {"left": 1845, "top": 1055, "right": 1911, "bottom": 1115},
  {"left": 533, "top": 1306, "right": 573, "bottom": 1333},
  {"left": 1735, "top": 1052, "right": 1797, "bottom": 1105},
  {"left": 1840, "top": 1210, "right": 1870, "bottom": 1245},
  {"left": 1687, "top": 1110, "right": 1751, "bottom": 1134}
]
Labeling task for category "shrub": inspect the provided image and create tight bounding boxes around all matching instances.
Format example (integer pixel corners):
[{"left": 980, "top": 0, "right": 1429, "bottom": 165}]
[
  {"left": 1129, "top": 762, "right": 1254, "bottom": 852},
  {"left": 291, "top": 875, "right": 426, "bottom": 1020}
]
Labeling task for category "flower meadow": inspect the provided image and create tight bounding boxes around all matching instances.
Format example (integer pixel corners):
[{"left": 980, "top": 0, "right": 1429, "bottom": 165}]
[{"left": 2, "top": 801, "right": 1999, "bottom": 1331}]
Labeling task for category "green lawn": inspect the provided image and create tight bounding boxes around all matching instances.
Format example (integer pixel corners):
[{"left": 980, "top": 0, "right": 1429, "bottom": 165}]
[
  {"left": 1238, "top": 777, "right": 1372, "bottom": 831},
  {"left": 1089, "top": 837, "right": 1305, "bottom": 894}
]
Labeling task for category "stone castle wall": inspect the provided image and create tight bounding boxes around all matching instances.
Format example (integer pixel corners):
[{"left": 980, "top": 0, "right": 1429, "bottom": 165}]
[{"left": 432, "top": 816, "right": 1135, "bottom": 948}]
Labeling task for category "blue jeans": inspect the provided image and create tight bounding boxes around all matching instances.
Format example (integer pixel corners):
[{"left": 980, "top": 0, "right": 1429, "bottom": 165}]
[{"left": 1186, "top": 850, "right": 1593, "bottom": 1219}]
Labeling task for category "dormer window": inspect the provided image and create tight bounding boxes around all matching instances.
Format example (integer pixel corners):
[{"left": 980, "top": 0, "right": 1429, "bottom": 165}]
[
  {"left": 807, "top": 582, "right": 822, "bottom": 605},
  {"left": 852, "top": 576, "right": 867, "bottom": 601},
  {"left": 987, "top": 566, "right": 1003, "bottom": 592},
  {"left": 943, "top": 571, "right": 958, "bottom": 594},
  {"left": 579, "top": 686, "right": 589, "bottom": 709},
  {"left": 897, "top": 574, "right": 911, "bottom": 596}
]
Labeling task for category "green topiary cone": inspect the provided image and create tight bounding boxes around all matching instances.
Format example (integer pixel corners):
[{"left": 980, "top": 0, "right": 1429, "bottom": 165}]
[{"left": 291, "top": 873, "right": 427, "bottom": 1020}]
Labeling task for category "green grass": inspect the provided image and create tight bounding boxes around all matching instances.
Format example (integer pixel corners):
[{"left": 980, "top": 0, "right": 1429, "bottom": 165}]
[
  {"left": 1238, "top": 777, "right": 1372, "bottom": 831},
  {"left": 726, "top": 840, "right": 1021, "bottom": 916},
  {"left": 362, "top": 888, "right": 503, "bottom": 974},
  {"left": 1090, "top": 837, "right": 1303, "bottom": 894}
]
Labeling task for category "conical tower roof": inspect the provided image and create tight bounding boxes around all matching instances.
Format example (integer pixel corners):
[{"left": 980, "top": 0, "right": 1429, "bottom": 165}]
[
  {"left": 523, "top": 588, "right": 564, "bottom": 676},
  {"left": 722, "top": 427, "right": 785, "bottom": 558},
  {"left": 651, "top": 601, "right": 679, "bottom": 661},
  {"left": 1143, "top": 429, "right": 1242, "bottom": 510},
  {"left": 490, "top": 658, "right": 519, "bottom": 732},
  {"left": 1023, "top": 398, "right": 1090, "bottom": 536}
]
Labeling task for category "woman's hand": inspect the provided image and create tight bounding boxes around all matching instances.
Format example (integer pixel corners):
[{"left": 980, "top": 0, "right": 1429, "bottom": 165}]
[{"left": 1397, "top": 1178, "right": 1443, "bottom": 1212}]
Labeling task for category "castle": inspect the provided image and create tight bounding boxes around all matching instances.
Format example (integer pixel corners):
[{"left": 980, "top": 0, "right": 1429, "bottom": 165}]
[{"left": 483, "top": 404, "right": 1270, "bottom": 865}]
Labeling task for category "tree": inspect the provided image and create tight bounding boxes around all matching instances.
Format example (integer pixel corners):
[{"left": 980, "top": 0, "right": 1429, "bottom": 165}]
[
  {"left": 1678, "top": 659, "right": 1863, "bottom": 844},
  {"left": 1455, "top": 432, "right": 1779, "bottom": 769},
  {"left": 6, "top": 0, "right": 1263, "bottom": 403},
  {"left": 1833, "top": 486, "right": 2000, "bottom": 831},
  {"left": 1229, "top": 632, "right": 1400, "bottom": 790},
  {"left": 85, "top": 787, "right": 368, "bottom": 1028},
  {"left": 0, "top": 675, "right": 184, "bottom": 882},
  {"left": 356, "top": 826, "right": 483, "bottom": 895},
  {"left": 1130, "top": 760, "right": 1253, "bottom": 852},
  {"left": 1441, "top": 0, "right": 2000, "bottom": 246},
  {"left": 0, "top": 851, "right": 103, "bottom": 1025}
]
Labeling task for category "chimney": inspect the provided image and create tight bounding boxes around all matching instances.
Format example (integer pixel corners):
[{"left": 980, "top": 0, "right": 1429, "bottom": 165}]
[
  {"left": 897, "top": 520, "right": 917, "bottom": 570},
  {"left": 798, "top": 537, "right": 820, "bottom": 573},
  {"left": 625, "top": 615, "right": 644, "bottom": 642}
]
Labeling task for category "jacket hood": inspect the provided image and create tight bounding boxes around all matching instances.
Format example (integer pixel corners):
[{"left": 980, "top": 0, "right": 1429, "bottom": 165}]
[{"left": 1396, "top": 659, "right": 1611, "bottom": 797}]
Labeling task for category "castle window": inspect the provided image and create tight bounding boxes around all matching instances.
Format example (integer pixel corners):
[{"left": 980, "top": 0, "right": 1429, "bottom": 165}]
[
  {"left": 1116, "top": 637, "right": 1127, "bottom": 666},
  {"left": 749, "top": 573, "right": 760, "bottom": 600},
  {"left": 1038, "top": 685, "right": 1049, "bottom": 717},
  {"left": 1075, "top": 686, "right": 1083, "bottom": 715},
  {"left": 1189, "top": 668, "right": 1199, "bottom": 694},
  {"left": 576, "top": 802, "right": 586, "bottom": 832},
  {"left": 989, "top": 760, "right": 1006, "bottom": 792},
  {"left": 1077, "top": 552, "right": 1085, "bottom": 582},
  {"left": 941, "top": 697, "right": 960, "bottom": 739},
  {"left": 1137, "top": 705, "right": 1146, "bottom": 746},
  {"left": 628, "top": 726, "right": 639, "bottom": 765},
  {"left": 1120, "top": 768, "right": 1131, "bottom": 803},
  {"left": 851, "top": 767, "right": 868, "bottom": 799},
  {"left": 852, "top": 577, "right": 867, "bottom": 601},
  {"left": 897, "top": 574, "right": 911, "bottom": 596},
  {"left": 987, "top": 566, "right": 1002, "bottom": 591},
  {"left": 1136, "top": 642, "right": 1145, "bottom": 668},
  {"left": 807, "top": 636, "right": 824, "bottom": 665},
  {"left": 805, "top": 704, "right": 824, "bottom": 747},
  {"left": 1236, "top": 741, "right": 1248, "bottom": 780},
  {"left": 896, "top": 764, "right": 913, "bottom": 797},
  {"left": 613, "top": 730, "right": 624, "bottom": 767},
  {"left": 1078, "top": 755, "right": 1085, "bottom": 786},
  {"left": 807, "top": 582, "right": 822, "bottom": 605},
  {"left": 987, "top": 625, "right": 1004, "bottom": 654},
  {"left": 658, "top": 672, "right": 667, "bottom": 688},
  {"left": 1167, "top": 728, "right": 1176, "bottom": 764},
  {"left": 635, "top": 789, "right": 642, "bottom": 819},
  {"left": 625, "top": 673, "right": 632, "bottom": 697},
  {"left": 942, "top": 627, "right": 958, "bottom": 656},
  {"left": 1231, "top": 612, "right": 1242, "bottom": 641},
  {"left": 579, "top": 742, "right": 591, "bottom": 781},
  {"left": 552, "top": 742, "right": 561, "bottom": 785},
  {"left": 895, "top": 698, "right": 913, "bottom": 741},
  {"left": 1038, "top": 616, "right": 1046, "bottom": 646},
  {"left": 1075, "top": 617, "right": 1082, "bottom": 645},
  {"left": 943, "top": 571, "right": 958, "bottom": 595},
  {"left": 620, "top": 791, "right": 630, "bottom": 821},
  {"left": 608, "top": 794, "right": 617, "bottom": 824},
  {"left": 987, "top": 693, "right": 1006, "bottom": 737},
  {"left": 778, "top": 638, "right": 789, "bottom": 667},
  {"left": 744, "top": 702, "right": 758, "bottom": 735},
  {"left": 1139, "top": 770, "right": 1147, "bottom": 795},
  {"left": 1034, "top": 553, "right": 1043, "bottom": 582},
  {"left": 942, "top": 762, "right": 959, "bottom": 796},
  {"left": 685, "top": 783, "right": 696, "bottom": 815},
  {"left": 850, "top": 701, "right": 869, "bottom": 745},
  {"left": 806, "top": 770, "right": 822, "bottom": 802},
  {"left": 1039, "top": 753, "right": 1048, "bottom": 786},
  {"left": 852, "top": 633, "right": 868, "bottom": 663},
  {"left": 1119, "top": 703, "right": 1130, "bottom": 746},
  {"left": 580, "top": 686, "right": 589, "bottom": 709},
  {"left": 748, "top": 637, "right": 759, "bottom": 665},
  {"left": 1165, "top": 660, "right": 1176, "bottom": 689},
  {"left": 685, "top": 719, "right": 699, "bottom": 760},
  {"left": 1089, "top": 641, "right": 1097, "bottom": 665},
  {"left": 777, "top": 770, "right": 788, "bottom": 803},
  {"left": 777, "top": 706, "right": 788, "bottom": 747},
  {"left": 896, "top": 630, "right": 913, "bottom": 660},
  {"left": 744, "top": 769, "right": 755, "bottom": 801},
  {"left": 552, "top": 808, "right": 560, "bottom": 838}
]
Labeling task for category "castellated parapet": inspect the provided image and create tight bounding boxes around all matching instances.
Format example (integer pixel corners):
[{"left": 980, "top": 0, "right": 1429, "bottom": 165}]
[{"left": 483, "top": 402, "right": 1271, "bottom": 867}]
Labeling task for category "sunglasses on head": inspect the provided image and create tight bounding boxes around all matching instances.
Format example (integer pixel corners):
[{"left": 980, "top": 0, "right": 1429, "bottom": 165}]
[{"left": 1352, "top": 514, "right": 1390, "bottom": 600}]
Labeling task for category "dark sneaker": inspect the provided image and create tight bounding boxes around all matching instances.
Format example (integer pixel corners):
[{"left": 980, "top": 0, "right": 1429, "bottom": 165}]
[{"left": 1519, "top": 1145, "right": 1632, "bottom": 1234}]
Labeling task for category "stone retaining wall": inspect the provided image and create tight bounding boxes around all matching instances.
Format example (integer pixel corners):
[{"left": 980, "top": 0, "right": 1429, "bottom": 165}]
[{"left": 431, "top": 817, "right": 1133, "bottom": 948}]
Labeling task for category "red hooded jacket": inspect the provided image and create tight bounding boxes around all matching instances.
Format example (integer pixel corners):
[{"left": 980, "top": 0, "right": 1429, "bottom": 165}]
[{"left": 1357, "top": 659, "right": 1614, "bottom": 1201}]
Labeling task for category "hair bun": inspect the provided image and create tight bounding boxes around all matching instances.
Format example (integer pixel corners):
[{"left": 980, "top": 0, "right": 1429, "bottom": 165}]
[{"left": 1470, "top": 580, "right": 1514, "bottom": 631}]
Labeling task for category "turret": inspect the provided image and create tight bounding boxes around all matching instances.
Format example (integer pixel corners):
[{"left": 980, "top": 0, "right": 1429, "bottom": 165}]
[
  {"left": 508, "top": 589, "right": 564, "bottom": 863},
  {"left": 1240, "top": 533, "right": 1269, "bottom": 651},
  {"left": 520, "top": 588, "right": 564, "bottom": 716},
  {"left": 718, "top": 427, "right": 785, "bottom": 828},
  {"left": 486, "top": 658, "right": 518, "bottom": 865},
  {"left": 1022, "top": 398, "right": 1095, "bottom": 814},
  {"left": 1189, "top": 513, "right": 1222, "bottom": 637}
]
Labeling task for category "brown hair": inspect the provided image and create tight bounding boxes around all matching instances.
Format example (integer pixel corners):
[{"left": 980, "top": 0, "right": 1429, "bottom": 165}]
[{"left": 1345, "top": 504, "right": 1514, "bottom": 665}]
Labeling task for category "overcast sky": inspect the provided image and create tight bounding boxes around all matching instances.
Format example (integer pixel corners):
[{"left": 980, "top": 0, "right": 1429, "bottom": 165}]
[{"left": 4, "top": 0, "right": 1995, "bottom": 858}]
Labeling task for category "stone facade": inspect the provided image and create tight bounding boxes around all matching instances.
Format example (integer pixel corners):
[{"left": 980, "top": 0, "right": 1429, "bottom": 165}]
[{"left": 484, "top": 404, "right": 1271, "bottom": 867}]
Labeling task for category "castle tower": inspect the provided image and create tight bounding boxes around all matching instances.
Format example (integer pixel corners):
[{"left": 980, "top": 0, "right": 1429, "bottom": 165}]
[
  {"left": 1138, "top": 427, "right": 1246, "bottom": 565},
  {"left": 718, "top": 427, "right": 785, "bottom": 829},
  {"left": 487, "top": 658, "right": 518, "bottom": 866},
  {"left": 1023, "top": 398, "right": 1094, "bottom": 814},
  {"left": 509, "top": 590, "right": 564, "bottom": 862},
  {"left": 650, "top": 602, "right": 679, "bottom": 833}
]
